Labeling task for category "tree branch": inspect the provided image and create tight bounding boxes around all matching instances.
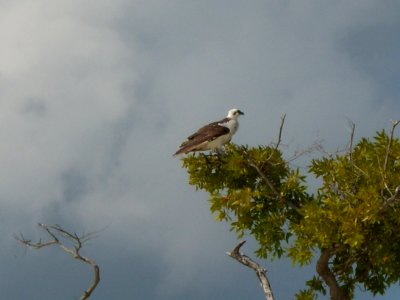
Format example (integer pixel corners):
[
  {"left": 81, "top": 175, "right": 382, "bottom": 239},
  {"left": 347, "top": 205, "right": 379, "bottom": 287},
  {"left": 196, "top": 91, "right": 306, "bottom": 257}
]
[
  {"left": 247, "top": 160, "right": 302, "bottom": 213},
  {"left": 15, "top": 223, "right": 100, "bottom": 300},
  {"left": 379, "top": 186, "right": 400, "bottom": 213},
  {"left": 286, "top": 138, "right": 324, "bottom": 164},
  {"left": 347, "top": 121, "right": 355, "bottom": 161},
  {"left": 248, "top": 161, "right": 280, "bottom": 197},
  {"left": 226, "top": 241, "right": 275, "bottom": 300},
  {"left": 383, "top": 120, "right": 400, "bottom": 172},
  {"left": 316, "top": 248, "right": 345, "bottom": 300},
  {"left": 273, "top": 114, "right": 286, "bottom": 151}
]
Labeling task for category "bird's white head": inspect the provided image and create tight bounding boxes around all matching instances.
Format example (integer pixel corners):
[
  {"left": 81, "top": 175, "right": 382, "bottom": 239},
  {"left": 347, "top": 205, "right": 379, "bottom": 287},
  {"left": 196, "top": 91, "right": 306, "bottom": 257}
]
[{"left": 227, "top": 108, "right": 244, "bottom": 119}]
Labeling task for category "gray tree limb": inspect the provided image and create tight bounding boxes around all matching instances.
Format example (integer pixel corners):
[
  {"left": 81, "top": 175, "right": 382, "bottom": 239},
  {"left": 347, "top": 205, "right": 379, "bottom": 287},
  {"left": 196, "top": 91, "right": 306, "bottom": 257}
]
[
  {"left": 15, "top": 223, "right": 100, "bottom": 300},
  {"left": 226, "top": 241, "right": 274, "bottom": 300}
]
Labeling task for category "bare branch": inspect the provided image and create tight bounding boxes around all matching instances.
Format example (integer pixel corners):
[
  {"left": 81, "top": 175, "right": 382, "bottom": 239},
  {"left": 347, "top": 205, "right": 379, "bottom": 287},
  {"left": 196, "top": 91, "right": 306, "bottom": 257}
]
[
  {"left": 286, "top": 139, "right": 324, "bottom": 165},
  {"left": 15, "top": 232, "right": 59, "bottom": 249},
  {"left": 15, "top": 223, "right": 100, "bottom": 300},
  {"left": 377, "top": 121, "right": 400, "bottom": 198},
  {"left": 383, "top": 120, "right": 400, "bottom": 172},
  {"left": 227, "top": 241, "right": 275, "bottom": 300},
  {"left": 273, "top": 114, "right": 286, "bottom": 151},
  {"left": 347, "top": 121, "right": 356, "bottom": 161}
]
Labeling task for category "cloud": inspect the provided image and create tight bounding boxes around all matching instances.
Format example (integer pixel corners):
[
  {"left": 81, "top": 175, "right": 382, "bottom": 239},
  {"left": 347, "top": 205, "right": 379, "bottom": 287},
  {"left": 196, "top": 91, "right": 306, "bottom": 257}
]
[
  {"left": 0, "top": 0, "right": 135, "bottom": 215},
  {"left": 0, "top": 1, "right": 399, "bottom": 299}
]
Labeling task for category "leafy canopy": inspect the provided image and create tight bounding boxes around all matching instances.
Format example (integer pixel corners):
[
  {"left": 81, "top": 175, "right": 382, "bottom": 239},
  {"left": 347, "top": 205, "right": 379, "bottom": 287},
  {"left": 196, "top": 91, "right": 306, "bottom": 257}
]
[{"left": 181, "top": 129, "right": 400, "bottom": 299}]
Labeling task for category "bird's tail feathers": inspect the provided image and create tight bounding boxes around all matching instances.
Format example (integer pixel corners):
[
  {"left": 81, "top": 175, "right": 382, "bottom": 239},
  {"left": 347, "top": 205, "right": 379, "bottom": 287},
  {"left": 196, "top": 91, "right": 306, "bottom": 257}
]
[{"left": 173, "top": 142, "right": 201, "bottom": 156}]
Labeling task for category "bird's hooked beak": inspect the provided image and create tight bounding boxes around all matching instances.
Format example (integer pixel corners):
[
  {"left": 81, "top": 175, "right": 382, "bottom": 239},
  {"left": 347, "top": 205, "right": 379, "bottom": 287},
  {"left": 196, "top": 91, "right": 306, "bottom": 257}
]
[{"left": 238, "top": 110, "right": 244, "bottom": 115}]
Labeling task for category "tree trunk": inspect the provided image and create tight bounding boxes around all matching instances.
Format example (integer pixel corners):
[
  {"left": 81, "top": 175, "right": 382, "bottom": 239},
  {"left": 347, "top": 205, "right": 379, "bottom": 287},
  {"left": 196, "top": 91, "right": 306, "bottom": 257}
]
[{"left": 316, "top": 248, "right": 346, "bottom": 300}]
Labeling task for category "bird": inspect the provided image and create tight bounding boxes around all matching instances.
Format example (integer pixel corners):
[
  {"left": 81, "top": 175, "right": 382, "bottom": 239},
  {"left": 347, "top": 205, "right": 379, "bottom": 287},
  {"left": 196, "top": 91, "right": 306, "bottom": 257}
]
[{"left": 174, "top": 108, "right": 244, "bottom": 156}]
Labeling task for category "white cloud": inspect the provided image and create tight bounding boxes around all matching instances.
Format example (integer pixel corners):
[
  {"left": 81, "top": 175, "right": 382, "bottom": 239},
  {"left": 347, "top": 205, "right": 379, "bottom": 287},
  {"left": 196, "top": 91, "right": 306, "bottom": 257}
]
[{"left": 0, "top": 1, "right": 136, "bottom": 215}]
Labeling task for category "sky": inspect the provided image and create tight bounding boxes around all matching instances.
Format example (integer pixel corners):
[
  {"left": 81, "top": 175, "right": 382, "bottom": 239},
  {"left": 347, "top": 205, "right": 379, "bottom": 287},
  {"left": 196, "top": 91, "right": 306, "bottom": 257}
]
[{"left": 1, "top": 1, "right": 400, "bottom": 299}]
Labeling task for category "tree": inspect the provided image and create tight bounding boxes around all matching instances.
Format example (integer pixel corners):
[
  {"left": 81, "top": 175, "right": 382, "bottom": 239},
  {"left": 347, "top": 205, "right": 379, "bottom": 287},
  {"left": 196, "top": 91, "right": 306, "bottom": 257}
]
[
  {"left": 16, "top": 223, "right": 100, "bottom": 300},
  {"left": 180, "top": 120, "right": 400, "bottom": 299}
]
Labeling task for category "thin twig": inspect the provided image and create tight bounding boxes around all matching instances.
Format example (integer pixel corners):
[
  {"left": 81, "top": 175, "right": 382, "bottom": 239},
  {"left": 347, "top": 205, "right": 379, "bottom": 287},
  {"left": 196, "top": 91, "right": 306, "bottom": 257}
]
[
  {"left": 265, "top": 114, "right": 287, "bottom": 163},
  {"left": 383, "top": 120, "right": 400, "bottom": 172},
  {"left": 273, "top": 114, "right": 286, "bottom": 151},
  {"left": 227, "top": 241, "right": 275, "bottom": 300},
  {"left": 286, "top": 139, "right": 324, "bottom": 165},
  {"left": 347, "top": 121, "right": 356, "bottom": 161}
]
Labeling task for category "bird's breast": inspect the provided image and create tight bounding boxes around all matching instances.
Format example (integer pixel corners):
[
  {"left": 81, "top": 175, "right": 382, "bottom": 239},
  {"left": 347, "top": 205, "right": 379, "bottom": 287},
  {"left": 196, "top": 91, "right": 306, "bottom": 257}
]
[{"left": 220, "top": 119, "right": 239, "bottom": 135}]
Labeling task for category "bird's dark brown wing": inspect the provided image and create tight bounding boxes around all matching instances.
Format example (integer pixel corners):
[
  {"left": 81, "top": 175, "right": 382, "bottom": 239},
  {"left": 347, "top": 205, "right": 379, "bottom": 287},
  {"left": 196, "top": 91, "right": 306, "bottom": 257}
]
[{"left": 180, "top": 120, "right": 230, "bottom": 147}]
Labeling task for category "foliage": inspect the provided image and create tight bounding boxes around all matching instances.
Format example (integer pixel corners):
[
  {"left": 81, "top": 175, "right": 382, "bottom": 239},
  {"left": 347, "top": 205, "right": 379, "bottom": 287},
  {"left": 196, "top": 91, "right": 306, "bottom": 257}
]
[
  {"left": 183, "top": 144, "right": 311, "bottom": 259},
  {"left": 294, "top": 276, "right": 326, "bottom": 300},
  {"left": 181, "top": 128, "right": 400, "bottom": 299}
]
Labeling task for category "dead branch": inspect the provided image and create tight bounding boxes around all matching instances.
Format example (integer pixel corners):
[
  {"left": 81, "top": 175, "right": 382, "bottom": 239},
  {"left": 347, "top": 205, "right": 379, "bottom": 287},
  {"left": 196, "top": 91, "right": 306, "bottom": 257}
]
[
  {"left": 383, "top": 120, "right": 400, "bottom": 172},
  {"left": 347, "top": 121, "right": 356, "bottom": 161},
  {"left": 272, "top": 114, "right": 286, "bottom": 151},
  {"left": 15, "top": 223, "right": 100, "bottom": 300},
  {"left": 286, "top": 139, "right": 325, "bottom": 164},
  {"left": 378, "top": 121, "right": 400, "bottom": 197},
  {"left": 226, "top": 241, "right": 275, "bottom": 300}
]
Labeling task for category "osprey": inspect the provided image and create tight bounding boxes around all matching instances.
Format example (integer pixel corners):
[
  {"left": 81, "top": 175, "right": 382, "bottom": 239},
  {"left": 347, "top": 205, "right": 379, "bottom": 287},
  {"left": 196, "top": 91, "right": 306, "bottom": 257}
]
[{"left": 174, "top": 108, "right": 244, "bottom": 155}]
